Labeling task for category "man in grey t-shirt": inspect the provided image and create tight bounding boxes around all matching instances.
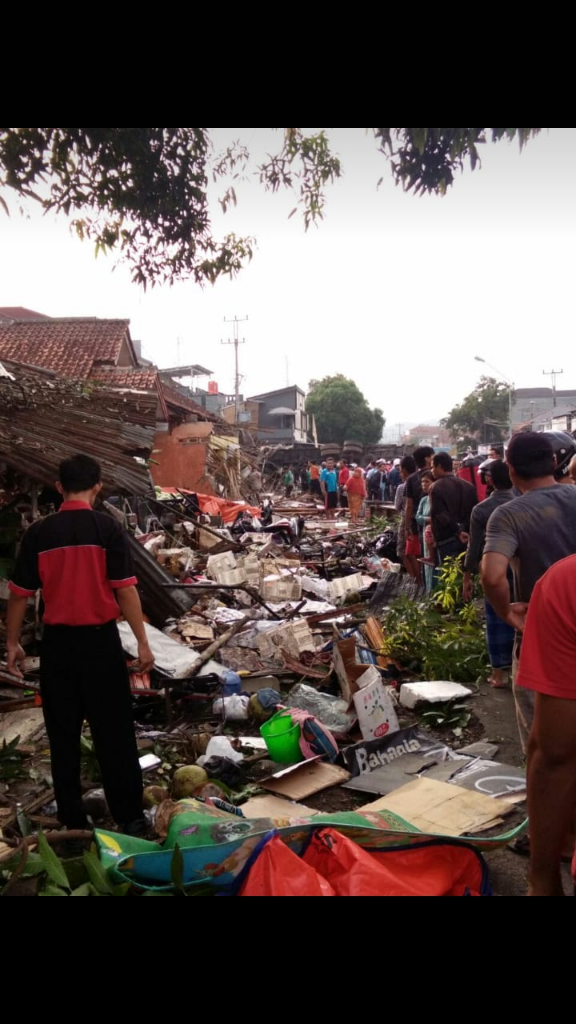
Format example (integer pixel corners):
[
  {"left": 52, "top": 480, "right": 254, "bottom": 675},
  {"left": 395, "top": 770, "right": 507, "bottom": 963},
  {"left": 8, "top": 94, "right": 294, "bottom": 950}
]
[{"left": 482, "top": 432, "right": 576, "bottom": 751}]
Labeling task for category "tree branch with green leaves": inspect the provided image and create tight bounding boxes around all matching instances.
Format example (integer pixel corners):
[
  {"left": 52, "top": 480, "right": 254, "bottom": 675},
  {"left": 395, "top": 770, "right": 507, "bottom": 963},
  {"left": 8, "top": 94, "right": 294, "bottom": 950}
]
[{"left": 0, "top": 127, "right": 544, "bottom": 287}]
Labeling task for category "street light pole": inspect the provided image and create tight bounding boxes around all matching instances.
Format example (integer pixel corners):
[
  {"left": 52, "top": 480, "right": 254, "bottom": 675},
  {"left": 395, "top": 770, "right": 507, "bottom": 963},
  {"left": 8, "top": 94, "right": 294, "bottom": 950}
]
[{"left": 475, "top": 355, "right": 514, "bottom": 442}]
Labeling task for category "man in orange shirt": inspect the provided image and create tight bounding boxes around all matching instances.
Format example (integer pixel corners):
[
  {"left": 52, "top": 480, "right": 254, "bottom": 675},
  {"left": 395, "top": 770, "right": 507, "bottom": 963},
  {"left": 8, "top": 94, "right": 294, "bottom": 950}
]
[
  {"left": 309, "top": 461, "right": 322, "bottom": 500},
  {"left": 346, "top": 467, "right": 366, "bottom": 523}
]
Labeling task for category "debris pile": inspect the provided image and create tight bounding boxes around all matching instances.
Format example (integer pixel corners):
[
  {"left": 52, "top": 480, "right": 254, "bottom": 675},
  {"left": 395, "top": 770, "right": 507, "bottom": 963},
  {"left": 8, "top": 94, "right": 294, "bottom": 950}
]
[{"left": 0, "top": 487, "right": 527, "bottom": 896}]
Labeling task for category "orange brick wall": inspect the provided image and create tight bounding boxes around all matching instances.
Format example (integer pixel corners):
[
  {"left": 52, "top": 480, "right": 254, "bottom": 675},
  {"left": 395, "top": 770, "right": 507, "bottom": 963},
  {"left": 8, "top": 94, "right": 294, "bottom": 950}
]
[{"left": 150, "top": 424, "right": 215, "bottom": 495}]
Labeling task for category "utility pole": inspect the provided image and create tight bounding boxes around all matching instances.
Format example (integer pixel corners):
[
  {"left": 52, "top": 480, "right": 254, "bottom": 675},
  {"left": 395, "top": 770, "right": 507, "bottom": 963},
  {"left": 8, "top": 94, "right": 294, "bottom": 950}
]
[
  {"left": 222, "top": 315, "right": 248, "bottom": 420},
  {"left": 543, "top": 368, "right": 564, "bottom": 407}
]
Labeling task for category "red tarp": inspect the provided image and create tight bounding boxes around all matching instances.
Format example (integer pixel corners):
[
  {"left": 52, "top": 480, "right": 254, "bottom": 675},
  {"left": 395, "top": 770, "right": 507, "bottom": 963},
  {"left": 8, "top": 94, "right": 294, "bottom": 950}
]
[{"left": 160, "top": 490, "right": 261, "bottom": 525}]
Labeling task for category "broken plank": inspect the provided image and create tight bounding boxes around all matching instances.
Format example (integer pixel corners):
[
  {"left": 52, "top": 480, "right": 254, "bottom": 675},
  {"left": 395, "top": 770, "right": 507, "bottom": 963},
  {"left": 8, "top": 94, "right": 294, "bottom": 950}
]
[
  {"left": 0, "top": 698, "right": 37, "bottom": 714},
  {"left": 281, "top": 655, "right": 329, "bottom": 680},
  {"left": 304, "top": 603, "right": 366, "bottom": 626}
]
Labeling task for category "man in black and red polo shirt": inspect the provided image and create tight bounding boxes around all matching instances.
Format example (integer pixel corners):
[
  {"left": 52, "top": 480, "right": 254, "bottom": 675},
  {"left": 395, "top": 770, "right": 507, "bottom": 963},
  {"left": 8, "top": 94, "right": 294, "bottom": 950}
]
[{"left": 6, "top": 454, "right": 155, "bottom": 836}]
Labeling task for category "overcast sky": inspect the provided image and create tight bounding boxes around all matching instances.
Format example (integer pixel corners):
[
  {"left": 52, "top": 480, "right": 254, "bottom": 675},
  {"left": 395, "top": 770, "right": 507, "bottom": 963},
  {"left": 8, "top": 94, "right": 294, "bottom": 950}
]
[{"left": 1, "top": 127, "right": 574, "bottom": 438}]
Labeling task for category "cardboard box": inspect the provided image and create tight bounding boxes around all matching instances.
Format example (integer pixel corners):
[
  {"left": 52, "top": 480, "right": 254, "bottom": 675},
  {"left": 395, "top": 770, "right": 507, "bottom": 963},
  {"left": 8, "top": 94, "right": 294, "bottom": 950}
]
[
  {"left": 207, "top": 551, "right": 238, "bottom": 579},
  {"left": 333, "top": 637, "right": 374, "bottom": 705},
  {"left": 261, "top": 575, "right": 303, "bottom": 602},
  {"left": 353, "top": 677, "right": 400, "bottom": 743},
  {"left": 214, "top": 568, "right": 248, "bottom": 587},
  {"left": 257, "top": 619, "right": 315, "bottom": 661},
  {"left": 329, "top": 573, "right": 366, "bottom": 603},
  {"left": 237, "top": 554, "right": 261, "bottom": 588}
]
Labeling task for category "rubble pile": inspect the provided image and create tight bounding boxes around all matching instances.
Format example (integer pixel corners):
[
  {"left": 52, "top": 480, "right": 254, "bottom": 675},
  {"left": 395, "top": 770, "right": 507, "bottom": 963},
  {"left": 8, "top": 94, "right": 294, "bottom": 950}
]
[{"left": 0, "top": 489, "right": 527, "bottom": 896}]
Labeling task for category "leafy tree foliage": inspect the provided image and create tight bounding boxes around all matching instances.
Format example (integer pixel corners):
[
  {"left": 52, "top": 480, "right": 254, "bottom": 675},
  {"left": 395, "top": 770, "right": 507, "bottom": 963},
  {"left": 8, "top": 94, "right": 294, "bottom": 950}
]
[
  {"left": 307, "top": 375, "right": 385, "bottom": 445},
  {"left": 0, "top": 128, "right": 542, "bottom": 286},
  {"left": 372, "top": 128, "right": 541, "bottom": 195},
  {"left": 442, "top": 376, "right": 512, "bottom": 443}
]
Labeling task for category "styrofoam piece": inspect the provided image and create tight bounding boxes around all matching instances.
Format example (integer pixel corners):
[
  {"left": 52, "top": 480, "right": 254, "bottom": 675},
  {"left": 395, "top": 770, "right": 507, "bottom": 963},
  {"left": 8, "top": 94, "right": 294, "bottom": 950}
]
[
  {"left": 118, "top": 621, "right": 201, "bottom": 679},
  {"left": 400, "top": 681, "right": 473, "bottom": 710},
  {"left": 301, "top": 576, "right": 331, "bottom": 601}
]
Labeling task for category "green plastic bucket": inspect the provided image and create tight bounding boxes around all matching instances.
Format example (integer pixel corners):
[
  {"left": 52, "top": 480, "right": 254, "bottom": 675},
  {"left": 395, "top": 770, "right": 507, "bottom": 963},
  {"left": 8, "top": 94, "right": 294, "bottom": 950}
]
[{"left": 260, "top": 712, "right": 303, "bottom": 765}]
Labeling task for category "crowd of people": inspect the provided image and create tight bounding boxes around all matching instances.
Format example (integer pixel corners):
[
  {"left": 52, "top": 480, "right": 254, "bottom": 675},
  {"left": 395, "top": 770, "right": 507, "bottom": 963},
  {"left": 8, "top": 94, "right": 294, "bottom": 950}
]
[
  {"left": 285, "top": 430, "right": 576, "bottom": 895},
  {"left": 397, "top": 431, "right": 576, "bottom": 896},
  {"left": 282, "top": 456, "right": 403, "bottom": 516}
]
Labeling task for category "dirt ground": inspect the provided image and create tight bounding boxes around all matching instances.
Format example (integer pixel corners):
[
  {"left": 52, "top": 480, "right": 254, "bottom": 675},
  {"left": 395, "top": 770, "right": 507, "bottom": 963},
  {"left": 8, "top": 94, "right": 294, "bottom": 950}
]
[{"left": 469, "top": 681, "right": 572, "bottom": 896}]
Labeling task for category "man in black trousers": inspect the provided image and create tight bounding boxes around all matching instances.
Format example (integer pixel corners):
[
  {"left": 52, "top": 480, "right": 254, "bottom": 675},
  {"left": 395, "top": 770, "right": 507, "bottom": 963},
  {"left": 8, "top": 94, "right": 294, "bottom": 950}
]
[{"left": 6, "top": 454, "right": 155, "bottom": 836}]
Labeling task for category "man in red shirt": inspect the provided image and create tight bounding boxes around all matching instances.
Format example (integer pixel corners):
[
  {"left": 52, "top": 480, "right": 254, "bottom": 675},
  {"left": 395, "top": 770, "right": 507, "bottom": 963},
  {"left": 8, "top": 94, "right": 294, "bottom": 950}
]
[
  {"left": 516, "top": 554, "right": 576, "bottom": 895},
  {"left": 6, "top": 454, "right": 155, "bottom": 837}
]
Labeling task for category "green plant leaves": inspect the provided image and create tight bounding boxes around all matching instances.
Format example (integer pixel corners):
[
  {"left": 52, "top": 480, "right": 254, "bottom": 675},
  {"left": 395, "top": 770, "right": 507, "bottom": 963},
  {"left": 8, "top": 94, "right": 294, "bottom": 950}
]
[
  {"left": 37, "top": 831, "right": 70, "bottom": 890},
  {"left": 112, "top": 883, "right": 132, "bottom": 896},
  {"left": 39, "top": 885, "right": 69, "bottom": 896},
  {"left": 83, "top": 851, "right": 114, "bottom": 895},
  {"left": 1, "top": 851, "right": 45, "bottom": 880},
  {"left": 420, "top": 700, "right": 472, "bottom": 733},
  {"left": 383, "top": 589, "right": 488, "bottom": 684},
  {"left": 0, "top": 735, "right": 27, "bottom": 781},
  {"left": 71, "top": 883, "right": 95, "bottom": 896}
]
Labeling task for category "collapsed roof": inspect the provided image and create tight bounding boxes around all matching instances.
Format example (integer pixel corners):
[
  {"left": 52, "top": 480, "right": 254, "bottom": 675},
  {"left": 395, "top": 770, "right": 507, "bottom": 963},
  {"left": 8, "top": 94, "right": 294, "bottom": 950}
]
[{"left": 0, "top": 360, "right": 155, "bottom": 495}]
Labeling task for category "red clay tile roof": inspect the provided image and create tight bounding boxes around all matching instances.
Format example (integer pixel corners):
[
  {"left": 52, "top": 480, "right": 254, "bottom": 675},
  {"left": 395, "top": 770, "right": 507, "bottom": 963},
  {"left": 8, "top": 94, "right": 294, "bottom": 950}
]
[
  {"left": 0, "top": 318, "right": 134, "bottom": 378},
  {"left": 0, "top": 307, "right": 49, "bottom": 321},
  {"left": 91, "top": 368, "right": 160, "bottom": 391}
]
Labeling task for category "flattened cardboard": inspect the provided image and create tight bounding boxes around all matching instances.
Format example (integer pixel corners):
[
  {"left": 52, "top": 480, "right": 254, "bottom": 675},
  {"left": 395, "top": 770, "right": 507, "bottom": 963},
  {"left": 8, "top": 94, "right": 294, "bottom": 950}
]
[
  {"left": 181, "top": 622, "right": 215, "bottom": 641},
  {"left": 449, "top": 759, "right": 526, "bottom": 798},
  {"left": 344, "top": 754, "right": 444, "bottom": 797},
  {"left": 341, "top": 726, "right": 460, "bottom": 778},
  {"left": 262, "top": 760, "right": 351, "bottom": 800},
  {"left": 360, "top": 778, "right": 517, "bottom": 837},
  {"left": 241, "top": 795, "right": 319, "bottom": 820}
]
